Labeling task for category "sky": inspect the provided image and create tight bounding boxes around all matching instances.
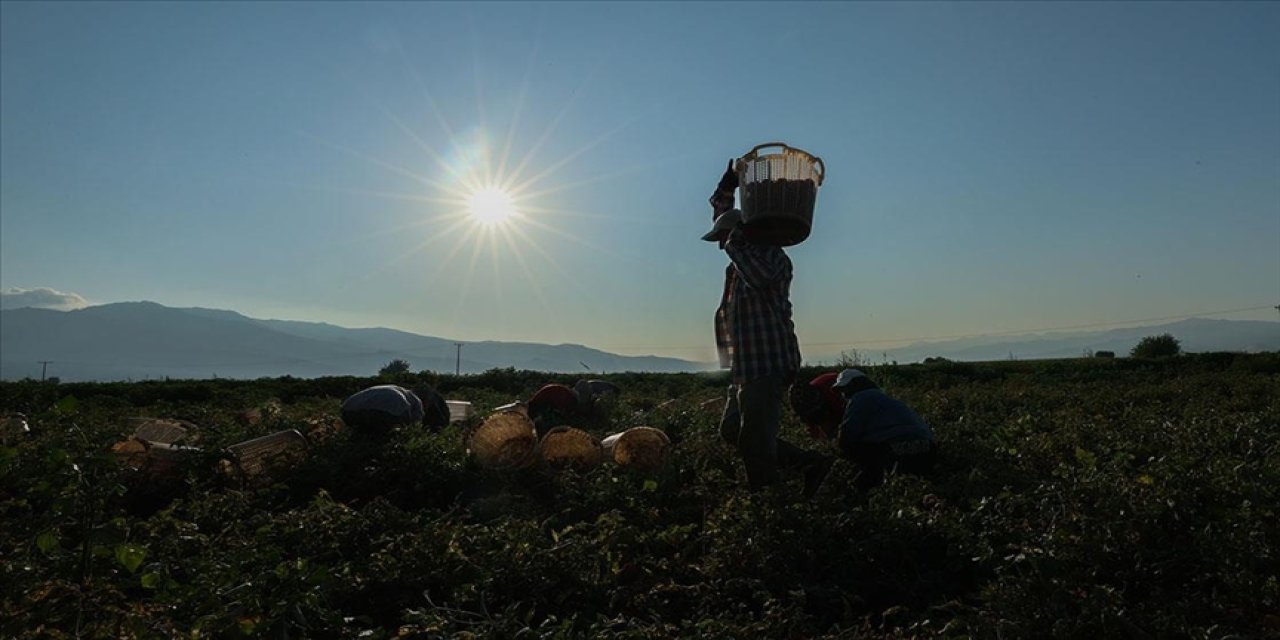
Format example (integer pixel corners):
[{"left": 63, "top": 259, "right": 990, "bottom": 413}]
[{"left": 2, "top": 1, "right": 1278, "bottom": 364}]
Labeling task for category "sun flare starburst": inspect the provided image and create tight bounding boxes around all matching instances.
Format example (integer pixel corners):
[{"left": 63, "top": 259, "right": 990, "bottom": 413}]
[
  {"left": 303, "top": 36, "right": 654, "bottom": 339},
  {"left": 466, "top": 186, "right": 518, "bottom": 226}
]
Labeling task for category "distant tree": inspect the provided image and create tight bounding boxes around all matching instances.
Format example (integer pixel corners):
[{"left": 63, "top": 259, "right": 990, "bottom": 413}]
[
  {"left": 837, "top": 349, "right": 869, "bottom": 367},
  {"left": 379, "top": 359, "right": 412, "bottom": 376},
  {"left": 1095, "top": 351, "right": 1115, "bottom": 358},
  {"left": 1130, "top": 334, "right": 1181, "bottom": 358}
]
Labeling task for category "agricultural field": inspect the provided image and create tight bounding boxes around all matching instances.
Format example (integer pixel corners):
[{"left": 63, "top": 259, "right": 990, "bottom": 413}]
[{"left": 2, "top": 354, "right": 1278, "bottom": 638}]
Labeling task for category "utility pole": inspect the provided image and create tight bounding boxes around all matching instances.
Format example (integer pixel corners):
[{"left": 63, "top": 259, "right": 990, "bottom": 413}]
[
  {"left": 454, "top": 343, "right": 464, "bottom": 376},
  {"left": 38, "top": 361, "right": 53, "bottom": 381}
]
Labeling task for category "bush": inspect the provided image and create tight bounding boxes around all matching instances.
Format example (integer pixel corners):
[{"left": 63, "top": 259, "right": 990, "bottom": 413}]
[
  {"left": 378, "top": 359, "right": 412, "bottom": 376},
  {"left": 1130, "top": 333, "right": 1182, "bottom": 358}
]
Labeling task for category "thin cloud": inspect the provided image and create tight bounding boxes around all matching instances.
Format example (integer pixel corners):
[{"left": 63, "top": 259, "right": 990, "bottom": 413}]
[{"left": 0, "top": 287, "right": 90, "bottom": 311}]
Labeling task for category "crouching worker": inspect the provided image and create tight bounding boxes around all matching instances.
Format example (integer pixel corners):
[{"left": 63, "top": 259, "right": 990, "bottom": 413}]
[
  {"left": 341, "top": 384, "right": 450, "bottom": 436},
  {"left": 788, "top": 371, "right": 847, "bottom": 441},
  {"left": 826, "top": 369, "right": 935, "bottom": 490},
  {"left": 525, "top": 379, "right": 620, "bottom": 437}
]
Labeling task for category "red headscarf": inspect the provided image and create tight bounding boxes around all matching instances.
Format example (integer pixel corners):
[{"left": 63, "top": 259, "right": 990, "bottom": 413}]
[
  {"left": 806, "top": 372, "right": 847, "bottom": 439},
  {"left": 528, "top": 384, "right": 579, "bottom": 414}
]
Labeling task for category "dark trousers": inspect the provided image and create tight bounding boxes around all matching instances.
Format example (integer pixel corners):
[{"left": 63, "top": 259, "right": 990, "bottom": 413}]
[
  {"left": 719, "top": 374, "right": 822, "bottom": 490},
  {"left": 847, "top": 440, "right": 936, "bottom": 490}
]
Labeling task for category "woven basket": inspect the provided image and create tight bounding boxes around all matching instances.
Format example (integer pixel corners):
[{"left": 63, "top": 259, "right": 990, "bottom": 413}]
[
  {"left": 2, "top": 413, "right": 29, "bottom": 441},
  {"left": 301, "top": 416, "right": 345, "bottom": 442},
  {"left": 128, "top": 417, "right": 197, "bottom": 445},
  {"left": 493, "top": 401, "right": 529, "bottom": 416},
  {"left": 111, "top": 438, "right": 201, "bottom": 480},
  {"left": 468, "top": 411, "right": 538, "bottom": 469},
  {"left": 537, "top": 426, "right": 604, "bottom": 470},
  {"left": 699, "top": 397, "right": 725, "bottom": 411},
  {"left": 604, "top": 426, "right": 671, "bottom": 471},
  {"left": 735, "top": 142, "right": 825, "bottom": 247},
  {"left": 224, "top": 429, "right": 308, "bottom": 484}
]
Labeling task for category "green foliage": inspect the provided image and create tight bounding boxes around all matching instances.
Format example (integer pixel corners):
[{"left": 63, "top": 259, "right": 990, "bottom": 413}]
[
  {"left": 1, "top": 353, "right": 1277, "bottom": 637},
  {"left": 1130, "top": 333, "right": 1182, "bottom": 358},
  {"left": 378, "top": 359, "right": 412, "bottom": 376}
]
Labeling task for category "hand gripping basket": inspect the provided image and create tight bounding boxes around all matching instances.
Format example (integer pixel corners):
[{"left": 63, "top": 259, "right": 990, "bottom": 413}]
[{"left": 735, "top": 142, "right": 825, "bottom": 246}]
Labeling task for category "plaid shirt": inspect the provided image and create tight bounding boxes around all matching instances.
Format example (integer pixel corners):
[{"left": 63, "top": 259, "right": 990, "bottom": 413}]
[{"left": 714, "top": 226, "right": 802, "bottom": 383}]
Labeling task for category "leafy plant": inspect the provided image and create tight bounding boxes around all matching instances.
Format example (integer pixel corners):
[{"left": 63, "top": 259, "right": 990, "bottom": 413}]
[
  {"left": 1130, "top": 333, "right": 1182, "bottom": 358},
  {"left": 1, "top": 353, "right": 1277, "bottom": 637},
  {"left": 378, "top": 359, "right": 412, "bottom": 376}
]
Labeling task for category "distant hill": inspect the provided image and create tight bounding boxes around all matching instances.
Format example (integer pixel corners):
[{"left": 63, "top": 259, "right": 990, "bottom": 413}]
[
  {"left": 830, "top": 318, "right": 1280, "bottom": 364},
  {"left": 5, "top": 302, "right": 1275, "bottom": 381},
  {"left": 0, "top": 302, "right": 709, "bottom": 382}
]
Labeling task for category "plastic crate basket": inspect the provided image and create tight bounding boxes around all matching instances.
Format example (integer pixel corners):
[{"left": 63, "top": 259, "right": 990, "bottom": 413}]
[{"left": 735, "top": 142, "right": 825, "bottom": 247}]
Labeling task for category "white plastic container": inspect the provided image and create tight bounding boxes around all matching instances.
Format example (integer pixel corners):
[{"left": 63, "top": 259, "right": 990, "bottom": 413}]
[{"left": 446, "top": 400, "right": 473, "bottom": 423}]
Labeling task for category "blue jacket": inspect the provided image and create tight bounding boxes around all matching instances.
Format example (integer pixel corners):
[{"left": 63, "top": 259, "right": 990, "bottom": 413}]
[{"left": 838, "top": 389, "right": 932, "bottom": 452}]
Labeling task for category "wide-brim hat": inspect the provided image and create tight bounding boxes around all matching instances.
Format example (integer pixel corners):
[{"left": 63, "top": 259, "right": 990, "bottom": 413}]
[{"left": 701, "top": 209, "right": 742, "bottom": 242}]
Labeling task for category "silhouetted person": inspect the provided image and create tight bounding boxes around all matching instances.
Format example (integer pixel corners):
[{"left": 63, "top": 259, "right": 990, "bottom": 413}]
[
  {"left": 828, "top": 369, "right": 935, "bottom": 489},
  {"left": 705, "top": 161, "right": 831, "bottom": 495},
  {"left": 525, "top": 379, "right": 620, "bottom": 437},
  {"left": 341, "top": 384, "right": 449, "bottom": 435},
  {"left": 788, "top": 371, "right": 846, "bottom": 439}
]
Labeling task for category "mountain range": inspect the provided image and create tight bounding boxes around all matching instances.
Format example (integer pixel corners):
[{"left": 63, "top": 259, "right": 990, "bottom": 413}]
[
  {"left": 834, "top": 317, "right": 1280, "bottom": 365},
  {"left": 1, "top": 301, "right": 1276, "bottom": 381},
  {"left": 0, "top": 302, "right": 707, "bottom": 381}
]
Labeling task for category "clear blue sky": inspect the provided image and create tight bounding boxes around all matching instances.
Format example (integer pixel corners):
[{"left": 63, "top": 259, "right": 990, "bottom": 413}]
[{"left": 3, "top": 1, "right": 1277, "bottom": 362}]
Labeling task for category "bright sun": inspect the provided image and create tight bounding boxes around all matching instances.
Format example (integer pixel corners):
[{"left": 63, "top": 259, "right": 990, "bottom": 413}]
[{"left": 466, "top": 187, "right": 518, "bottom": 225}]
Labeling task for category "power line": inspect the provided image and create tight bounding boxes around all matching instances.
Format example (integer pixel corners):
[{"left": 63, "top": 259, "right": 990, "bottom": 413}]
[
  {"left": 591, "top": 304, "right": 1279, "bottom": 352},
  {"left": 808, "top": 304, "right": 1278, "bottom": 348},
  {"left": 19, "top": 304, "right": 1275, "bottom": 369}
]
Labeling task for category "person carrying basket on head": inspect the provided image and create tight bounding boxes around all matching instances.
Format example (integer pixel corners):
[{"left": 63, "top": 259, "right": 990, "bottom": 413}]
[{"left": 704, "top": 160, "right": 833, "bottom": 497}]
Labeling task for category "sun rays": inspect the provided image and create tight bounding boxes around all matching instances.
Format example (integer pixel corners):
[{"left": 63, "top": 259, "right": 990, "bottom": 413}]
[
  {"left": 293, "top": 29, "right": 652, "bottom": 338},
  {"left": 466, "top": 186, "right": 519, "bottom": 226}
]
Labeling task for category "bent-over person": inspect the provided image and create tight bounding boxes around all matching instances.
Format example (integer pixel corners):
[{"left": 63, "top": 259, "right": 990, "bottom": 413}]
[
  {"left": 828, "top": 369, "right": 935, "bottom": 489},
  {"left": 341, "top": 384, "right": 449, "bottom": 435}
]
